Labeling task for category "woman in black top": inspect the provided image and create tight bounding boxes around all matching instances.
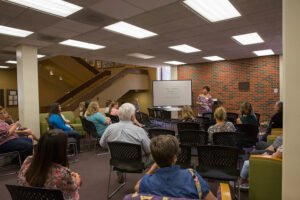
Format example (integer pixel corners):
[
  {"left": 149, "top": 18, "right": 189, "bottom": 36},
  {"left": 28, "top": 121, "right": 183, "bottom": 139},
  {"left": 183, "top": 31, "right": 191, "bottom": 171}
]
[{"left": 263, "top": 101, "right": 283, "bottom": 141}]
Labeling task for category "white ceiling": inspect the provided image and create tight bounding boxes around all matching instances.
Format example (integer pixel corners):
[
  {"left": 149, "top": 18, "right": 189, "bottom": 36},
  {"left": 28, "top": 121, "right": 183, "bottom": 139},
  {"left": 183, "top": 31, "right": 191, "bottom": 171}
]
[{"left": 0, "top": 0, "right": 282, "bottom": 67}]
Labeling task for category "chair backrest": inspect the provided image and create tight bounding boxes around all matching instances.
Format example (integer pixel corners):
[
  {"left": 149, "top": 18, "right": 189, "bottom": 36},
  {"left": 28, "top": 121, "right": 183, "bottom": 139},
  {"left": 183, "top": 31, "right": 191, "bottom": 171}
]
[
  {"left": 226, "top": 112, "right": 239, "bottom": 124},
  {"left": 195, "top": 117, "right": 210, "bottom": 131},
  {"left": 148, "top": 128, "right": 175, "bottom": 139},
  {"left": 202, "top": 112, "right": 213, "bottom": 121},
  {"left": 197, "top": 145, "right": 239, "bottom": 170},
  {"left": 178, "top": 130, "right": 208, "bottom": 146},
  {"left": 177, "top": 122, "right": 200, "bottom": 132},
  {"left": 139, "top": 112, "right": 151, "bottom": 124},
  {"left": 82, "top": 117, "right": 98, "bottom": 138},
  {"left": 235, "top": 124, "right": 259, "bottom": 147},
  {"left": 6, "top": 184, "right": 64, "bottom": 200},
  {"left": 135, "top": 112, "right": 142, "bottom": 122},
  {"left": 154, "top": 109, "right": 163, "bottom": 120},
  {"left": 108, "top": 142, "right": 142, "bottom": 163},
  {"left": 147, "top": 108, "right": 155, "bottom": 119},
  {"left": 79, "top": 116, "right": 88, "bottom": 132},
  {"left": 106, "top": 114, "right": 119, "bottom": 123},
  {"left": 161, "top": 110, "right": 171, "bottom": 121},
  {"left": 212, "top": 132, "right": 240, "bottom": 148},
  {"left": 108, "top": 142, "right": 144, "bottom": 172},
  {"left": 176, "top": 145, "right": 192, "bottom": 169},
  {"left": 249, "top": 156, "right": 282, "bottom": 200}
]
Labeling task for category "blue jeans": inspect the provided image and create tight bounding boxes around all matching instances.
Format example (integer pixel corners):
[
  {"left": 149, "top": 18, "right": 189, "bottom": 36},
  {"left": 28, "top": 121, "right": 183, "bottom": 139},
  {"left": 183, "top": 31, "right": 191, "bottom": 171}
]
[
  {"left": 65, "top": 130, "right": 81, "bottom": 152},
  {"left": 0, "top": 137, "right": 33, "bottom": 163},
  {"left": 240, "top": 160, "right": 249, "bottom": 180}
]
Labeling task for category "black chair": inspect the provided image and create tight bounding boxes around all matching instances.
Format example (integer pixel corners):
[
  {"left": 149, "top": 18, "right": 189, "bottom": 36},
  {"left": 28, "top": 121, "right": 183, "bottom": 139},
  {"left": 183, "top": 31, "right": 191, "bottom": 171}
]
[
  {"left": 212, "top": 132, "right": 240, "bottom": 148},
  {"left": 0, "top": 151, "right": 21, "bottom": 176},
  {"left": 107, "top": 142, "right": 145, "bottom": 199},
  {"left": 161, "top": 110, "right": 180, "bottom": 129},
  {"left": 6, "top": 184, "right": 64, "bottom": 200},
  {"left": 235, "top": 124, "right": 259, "bottom": 148},
  {"left": 148, "top": 128, "right": 175, "bottom": 139},
  {"left": 178, "top": 130, "right": 208, "bottom": 147},
  {"left": 177, "top": 122, "right": 200, "bottom": 132},
  {"left": 226, "top": 112, "right": 239, "bottom": 124},
  {"left": 176, "top": 145, "right": 192, "bottom": 169},
  {"left": 195, "top": 117, "right": 210, "bottom": 131},
  {"left": 138, "top": 112, "right": 160, "bottom": 128},
  {"left": 105, "top": 114, "right": 119, "bottom": 123},
  {"left": 147, "top": 108, "right": 156, "bottom": 121},
  {"left": 196, "top": 145, "right": 240, "bottom": 198},
  {"left": 80, "top": 116, "right": 101, "bottom": 151},
  {"left": 202, "top": 112, "right": 213, "bottom": 121}
]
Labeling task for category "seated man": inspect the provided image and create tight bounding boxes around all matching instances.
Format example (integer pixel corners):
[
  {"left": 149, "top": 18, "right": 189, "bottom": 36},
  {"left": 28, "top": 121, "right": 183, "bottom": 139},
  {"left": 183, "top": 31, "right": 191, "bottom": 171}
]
[
  {"left": 134, "top": 135, "right": 216, "bottom": 200},
  {"left": 100, "top": 103, "right": 151, "bottom": 182}
]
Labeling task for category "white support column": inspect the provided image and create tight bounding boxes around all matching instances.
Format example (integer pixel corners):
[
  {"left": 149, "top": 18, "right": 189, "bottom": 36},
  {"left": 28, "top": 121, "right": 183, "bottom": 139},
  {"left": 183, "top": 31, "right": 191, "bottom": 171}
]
[
  {"left": 16, "top": 45, "right": 40, "bottom": 137},
  {"left": 283, "top": 0, "right": 300, "bottom": 199}
]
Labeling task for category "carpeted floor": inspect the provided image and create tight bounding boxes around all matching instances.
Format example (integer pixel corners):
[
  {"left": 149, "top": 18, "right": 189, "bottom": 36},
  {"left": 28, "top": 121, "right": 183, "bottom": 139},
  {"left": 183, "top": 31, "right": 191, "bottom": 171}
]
[{"left": 0, "top": 151, "right": 249, "bottom": 200}]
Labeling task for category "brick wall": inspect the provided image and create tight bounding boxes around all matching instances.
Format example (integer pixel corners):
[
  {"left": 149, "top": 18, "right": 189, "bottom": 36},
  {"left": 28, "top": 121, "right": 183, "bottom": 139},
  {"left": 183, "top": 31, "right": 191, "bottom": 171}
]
[{"left": 178, "top": 55, "right": 280, "bottom": 121}]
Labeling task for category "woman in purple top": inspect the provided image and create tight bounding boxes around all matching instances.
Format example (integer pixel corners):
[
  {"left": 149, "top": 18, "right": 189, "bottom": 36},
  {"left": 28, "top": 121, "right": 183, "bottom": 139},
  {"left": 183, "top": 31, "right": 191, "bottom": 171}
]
[{"left": 197, "top": 86, "right": 213, "bottom": 116}]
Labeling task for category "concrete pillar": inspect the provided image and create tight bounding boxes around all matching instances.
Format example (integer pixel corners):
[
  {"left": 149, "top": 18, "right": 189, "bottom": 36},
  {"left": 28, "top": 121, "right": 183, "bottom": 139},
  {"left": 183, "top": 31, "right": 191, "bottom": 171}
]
[
  {"left": 16, "top": 45, "right": 40, "bottom": 137},
  {"left": 282, "top": 0, "right": 300, "bottom": 199}
]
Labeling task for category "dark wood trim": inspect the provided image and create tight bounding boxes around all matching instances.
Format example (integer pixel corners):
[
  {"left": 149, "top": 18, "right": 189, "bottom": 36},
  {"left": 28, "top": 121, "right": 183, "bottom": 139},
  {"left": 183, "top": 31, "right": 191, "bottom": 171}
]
[
  {"left": 71, "top": 56, "right": 100, "bottom": 75},
  {"left": 64, "top": 68, "right": 148, "bottom": 111}
]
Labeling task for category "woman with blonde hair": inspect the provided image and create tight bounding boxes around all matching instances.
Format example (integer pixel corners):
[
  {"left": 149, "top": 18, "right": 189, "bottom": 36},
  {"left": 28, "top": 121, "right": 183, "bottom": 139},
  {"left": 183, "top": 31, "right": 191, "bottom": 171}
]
[
  {"left": 207, "top": 106, "right": 236, "bottom": 143},
  {"left": 181, "top": 105, "right": 196, "bottom": 122},
  {"left": 86, "top": 101, "right": 111, "bottom": 137}
]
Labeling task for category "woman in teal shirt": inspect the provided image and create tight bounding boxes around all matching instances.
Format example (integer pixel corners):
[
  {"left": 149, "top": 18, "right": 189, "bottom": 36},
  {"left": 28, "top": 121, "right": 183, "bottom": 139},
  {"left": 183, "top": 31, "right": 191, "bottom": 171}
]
[
  {"left": 237, "top": 101, "right": 258, "bottom": 126},
  {"left": 85, "top": 101, "right": 111, "bottom": 137}
]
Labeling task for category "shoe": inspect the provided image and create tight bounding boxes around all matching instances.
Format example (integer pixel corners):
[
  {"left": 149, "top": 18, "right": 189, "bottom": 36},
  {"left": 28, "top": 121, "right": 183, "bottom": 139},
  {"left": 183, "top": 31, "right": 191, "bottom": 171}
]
[
  {"left": 240, "top": 183, "right": 249, "bottom": 190},
  {"left": 117, "top": 173, "right": 124, "bottom": 184}
]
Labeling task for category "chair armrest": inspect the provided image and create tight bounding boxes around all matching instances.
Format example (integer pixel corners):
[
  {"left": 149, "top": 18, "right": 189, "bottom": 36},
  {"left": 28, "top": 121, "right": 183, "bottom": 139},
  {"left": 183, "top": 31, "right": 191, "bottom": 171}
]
[
  {"left": 250, "top": 155, "right": 282, "bottom": 162},
  {"left": 219, "top": 183, "right": 232, "bottom": 200}
]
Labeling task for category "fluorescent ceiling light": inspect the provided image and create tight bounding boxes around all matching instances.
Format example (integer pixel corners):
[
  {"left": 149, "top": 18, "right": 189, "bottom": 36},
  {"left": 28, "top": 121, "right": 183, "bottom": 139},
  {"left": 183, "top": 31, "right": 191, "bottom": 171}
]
[
  {"left": 0, "top": 66, "right": 9, "bottom": 69},
  {"left": 164, "top": 61, "right": 186, "bottom": 65},
  {"left": 232, "top": 32, "right": 264, "bottom": 45},
  {"left": 104, "top": 21, "right": 158, "bottom": 39},
  {"left": 59, "top": 39, "right": 105, "bottom": 50},
  {"left": 6, "top": 60, "right": 17, "bottom": 64},
  {"left": 0, "top": 25, "right": 33, "bottom": 37},
  {"left": 183, "top": 0, "right": 241, "bottom": 22},
  {"left": 6, "top": 0, "right": 82, "bottom": 17},
  {"left": 203, "top": 56, "right": 225, "bottom": 61},
  {"left": 253, "top": 49, "right": 274, "bottom": 56},
  {"left": 37, "top": 54, "right": 45, "bottom": 58},
  {"left": 128, "top": 53, "right": 155, "bottom": 59},
  {"left": 169, "top": 44, "right": 201, "bottom": 53}
]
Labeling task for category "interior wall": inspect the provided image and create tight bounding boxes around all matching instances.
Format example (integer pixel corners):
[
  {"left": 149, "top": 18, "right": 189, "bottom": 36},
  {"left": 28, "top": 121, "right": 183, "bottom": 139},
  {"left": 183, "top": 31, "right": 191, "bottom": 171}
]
[
  {"left": 178, "top": 55, "right": 280, "bottom": 121},
  {"left": 0, "top": 69, "right": 18, "bottom": 119}
]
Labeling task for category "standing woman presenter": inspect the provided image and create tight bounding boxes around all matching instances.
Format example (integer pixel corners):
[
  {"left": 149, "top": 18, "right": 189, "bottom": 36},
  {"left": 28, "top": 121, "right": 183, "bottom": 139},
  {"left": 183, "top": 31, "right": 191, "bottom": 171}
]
[{"left": 197, "top": 86, "right": 213, "bottom": 116}]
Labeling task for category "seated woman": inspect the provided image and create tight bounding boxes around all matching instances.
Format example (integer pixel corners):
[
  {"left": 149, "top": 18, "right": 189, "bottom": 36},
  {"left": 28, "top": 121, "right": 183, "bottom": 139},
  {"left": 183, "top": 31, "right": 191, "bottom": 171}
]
[
  {"left": 18, "top": 129, "right": 81, "bottom": 200},
  {"left": 0, "top": 116, "right": 33, "bottom": 163},
  {"left": 85, "top": 101, "right": 111, "bottom": 137},
  {"left": 0, "top": 106, "right": 38, "bottom": 141},
  {"left": 48, "top": 103, "right": 81, "bottom": 152},
  {"left": 207, "top": 107, "right": 236, "bottom": 143},
  {"left": 262, "top": 101, "right": 283, "bottom": 141},
  {"left": 135, "top": 135, "right": 216, "bottom": 200},
  {"left": 181, "top": 105, "right": 196, "bottom": 122},
  {"left": 109, "top": 101, "right": 119, "bottom": 116},
  {"left": 236, "top": 102, "right": 258, "bottom": 126}
]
